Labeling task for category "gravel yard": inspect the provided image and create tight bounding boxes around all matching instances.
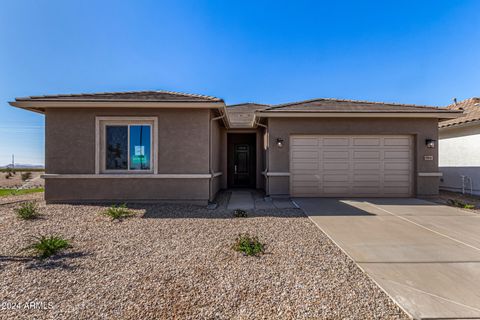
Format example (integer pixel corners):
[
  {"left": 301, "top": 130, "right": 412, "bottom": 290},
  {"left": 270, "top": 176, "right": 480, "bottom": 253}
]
[{"left": 0, "top": 192, "right": 407, "bottom": 319}]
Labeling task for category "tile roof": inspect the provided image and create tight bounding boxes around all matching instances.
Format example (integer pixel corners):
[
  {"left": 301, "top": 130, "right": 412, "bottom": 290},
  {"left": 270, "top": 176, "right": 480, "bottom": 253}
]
[
  {"left": 259, "top": 98, "right": 458, "bottom": 113},
  {"left": 226, "top": 103, "right": 269, "bottom": 128},
  {"left": 15, "top": 90, "right": 223, "bottom": 102},
  {"left": 439, "top": 98, "right": 480, "bottom": 128}
]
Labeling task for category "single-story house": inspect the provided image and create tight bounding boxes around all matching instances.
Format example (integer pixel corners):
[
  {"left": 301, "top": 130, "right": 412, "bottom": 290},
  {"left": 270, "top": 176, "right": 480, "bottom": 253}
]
[
  {"left": 439, "top": 97, "right": 480, "bottom": 195},
  {"left": 9, "top": 91, "right": 461, "bottom": 204}
]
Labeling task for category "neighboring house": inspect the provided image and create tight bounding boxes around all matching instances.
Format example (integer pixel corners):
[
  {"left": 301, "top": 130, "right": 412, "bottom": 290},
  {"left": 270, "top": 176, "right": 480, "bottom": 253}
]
[
  {"left": 9, "top": 91, "right": 460, "bottom": 203},
  {"left": 439, "top": 97, "right": 480, "bottom": 195}
]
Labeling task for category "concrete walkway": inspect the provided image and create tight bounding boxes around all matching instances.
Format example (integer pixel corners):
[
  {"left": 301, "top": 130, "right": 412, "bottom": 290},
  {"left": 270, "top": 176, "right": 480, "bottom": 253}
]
[
  {"left": 294, "top": 197, "right": 480, "bottom": 320},
  {"left": 227, "top": 190, "right": 297, "bottom": 210},
  {"left": 227, "top": 190, "right": 254, "bottom": 210}
]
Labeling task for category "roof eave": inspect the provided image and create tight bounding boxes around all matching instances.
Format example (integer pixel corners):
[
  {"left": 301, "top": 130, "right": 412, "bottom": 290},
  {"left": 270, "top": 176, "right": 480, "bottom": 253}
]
[
  {"left": 255, "top": 111, "right": 462, "bottom": 119},
  {"left": 9, "top": 100, "right": 226, "bottom": 111}
]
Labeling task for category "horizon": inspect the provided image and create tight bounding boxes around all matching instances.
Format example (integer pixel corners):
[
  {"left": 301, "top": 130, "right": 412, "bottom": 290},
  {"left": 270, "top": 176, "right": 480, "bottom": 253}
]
[{"left": 2, "top": 0, "right": 480, "bottom": 165}]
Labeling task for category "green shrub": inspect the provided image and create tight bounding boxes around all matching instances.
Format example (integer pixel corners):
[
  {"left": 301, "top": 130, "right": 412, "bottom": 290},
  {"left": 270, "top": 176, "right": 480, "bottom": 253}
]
[
  {"left": 15, "top": 201, "right": 39, "bottom": 220},
  {"left": 21, "top": 172, "right": 32, "bottom": 181},
  {"left": 233, "top": 209, "right": 248, "bottom": 218},
  {"left": 102, "top": 203, "right": 133, "bottom": 220},
  {"left": 22, "top": 235, "right": 71, "bottom": 259},
  {"left": 447, "top": 199, "right": 475, "bottom": 209},
  {"left": 233, "top": 234, "right": 265, "bottom": 256}
]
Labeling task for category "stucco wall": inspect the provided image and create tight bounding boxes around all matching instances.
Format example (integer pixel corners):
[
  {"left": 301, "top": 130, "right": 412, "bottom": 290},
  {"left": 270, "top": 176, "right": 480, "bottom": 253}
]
[
  {"left": 46, "top": 108, "right": 210, "bottom": 174},
  {"left": 439, "top": 125, "right": 480, "bottom": 195},
  {"left": 210, "top": 112, "right": 226, "bottom": 198},
  {"left": 45, "top": 178, "right": 209, "bottom": 203},
  {"left": 44, "top": 107, "right": 212, "bottom": 202},
  {"left": 256, "top": 128, "right": 265, "bottom": 189},
  {"left": 266, "top": 117, "right": 440, "bottom": 197}
]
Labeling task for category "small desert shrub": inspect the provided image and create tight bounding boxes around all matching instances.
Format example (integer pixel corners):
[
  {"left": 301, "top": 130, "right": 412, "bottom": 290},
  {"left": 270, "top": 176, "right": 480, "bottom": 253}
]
[
  {"left": 447, "top": 199, "right": 475, "bottom": 209},
  {"left": 233, "top": 234, "right": 265, "bottom": 256},
  {"left": 102, "top": 203, "right": 133, "bottom": 220},
  {"left": 15, "top": 201, "right": 39, "bottom": 220},
  {"left": 22, "top": 235, "right": 71, "bottom": 259},
  {"left": 233, "top": 209, "right": 248, "bottom": 218},
  {"left": 21, "top": 172, "right": 32, "bottom": 181}
]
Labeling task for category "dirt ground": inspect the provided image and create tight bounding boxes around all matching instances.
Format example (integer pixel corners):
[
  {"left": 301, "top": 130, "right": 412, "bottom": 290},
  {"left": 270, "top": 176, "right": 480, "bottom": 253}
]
[{"left": 0, "top": 171, "right": 44, "bottom": 188}]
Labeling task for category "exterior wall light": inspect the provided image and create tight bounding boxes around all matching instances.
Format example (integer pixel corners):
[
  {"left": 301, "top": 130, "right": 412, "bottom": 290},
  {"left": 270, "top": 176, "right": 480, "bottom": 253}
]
[
  {"left": 276, "top": 138, "right": 284, "bottom": 148},
  {"left": 426, "top": 139, "right": 436, "bottom": 148}
]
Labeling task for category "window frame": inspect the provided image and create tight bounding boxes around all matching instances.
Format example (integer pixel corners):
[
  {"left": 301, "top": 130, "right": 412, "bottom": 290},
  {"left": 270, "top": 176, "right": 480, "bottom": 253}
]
[{"left": 95, "top": 117, "right": 158, "bottom": 174}]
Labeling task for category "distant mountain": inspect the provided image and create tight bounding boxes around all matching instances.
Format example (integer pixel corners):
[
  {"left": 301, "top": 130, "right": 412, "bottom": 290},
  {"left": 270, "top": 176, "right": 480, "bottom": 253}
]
[{"left": 1, "top": 163, "right": 44, "bottom": 169}]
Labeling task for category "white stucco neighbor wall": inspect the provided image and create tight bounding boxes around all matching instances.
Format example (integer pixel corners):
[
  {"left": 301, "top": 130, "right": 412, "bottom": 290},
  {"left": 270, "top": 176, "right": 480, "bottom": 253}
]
[{"left": 439, "top": 124, "right": 480, "bottom": 195}]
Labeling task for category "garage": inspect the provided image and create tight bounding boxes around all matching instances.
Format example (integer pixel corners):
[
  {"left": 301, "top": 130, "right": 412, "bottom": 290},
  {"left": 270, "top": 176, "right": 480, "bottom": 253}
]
[{"left": 290, "top": 135, "right": 413, "bottom": 197}]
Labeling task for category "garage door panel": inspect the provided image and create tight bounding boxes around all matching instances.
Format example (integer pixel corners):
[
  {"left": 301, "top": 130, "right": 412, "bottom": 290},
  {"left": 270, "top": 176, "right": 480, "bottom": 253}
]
[
  {"left": 291, "top": 137, "right": 318, "bottom": 146},
  {"left": 351, "top": 187, "right": 380, "bottom": 194},
  {"left": 353, "top": 137, "right": 381, "bottom": 146},
  {"left": 323, "top": 174, "right": 349, "bottom": 182},
  {"left": 323, "top": 162, "right": 349, "bottom": 170},
  {"left": 291, "top": 135, "right": 413, "bottom": 197},
  {"left": 292, "top": 162, "right": 318, "bottom": 170},
  {"left": 323, "top": 187, "right": 350, "bottom": 194},
  {"left": 353, "top": 174, "right": 381, "bottom": 182},
  {"left": 353, "top": 151, "right": 381, "bottom": 159},
  {"left": 384, "top": 162, "right": 410, "bottom": 170},
  {"left": 292, "top": 151, "right": 318, "bottom": 159},
  {"left": 353, "top": 162, "right": 381, "bottom": 170},
  {"left": 323, "top": 151, "right": 349, "bottom": 159},
  {"left": 384, "top": 174, "right": 410, "bottom": 182},
  {"left": 323, "top": 137, "right": 349, "bottom": 146},
  {"left": 385, "top": 151, "right": 410, "bottom": 159},
  {"left": 383, "top": 186, "right": 411, "bottom": 194},
  {"left": 292, "top": 174, "right": 318, "bottom": 182},
  {"left": 384, "top": 137, "right": 410, "bottom": 146}
]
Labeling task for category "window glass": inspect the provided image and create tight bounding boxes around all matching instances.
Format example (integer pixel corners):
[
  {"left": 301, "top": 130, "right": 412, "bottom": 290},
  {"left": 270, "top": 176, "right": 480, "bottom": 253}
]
[
  {"left": 106, "top": 126, "right": 128, "bottom": 170},
  {"left": 129, "top": 125, "right": 151, "bottom": 170}
]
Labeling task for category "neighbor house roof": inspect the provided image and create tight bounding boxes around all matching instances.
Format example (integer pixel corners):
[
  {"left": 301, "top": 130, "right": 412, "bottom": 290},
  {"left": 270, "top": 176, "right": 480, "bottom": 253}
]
[
  {"left": 225, "top": 103, "right": 269, "bottom": 128},
  {"left": 14, "top": 90, "right": 223, "bottom": 102},
  {"left": 439, "top": 97, "right": 480, "bottom": 128}
]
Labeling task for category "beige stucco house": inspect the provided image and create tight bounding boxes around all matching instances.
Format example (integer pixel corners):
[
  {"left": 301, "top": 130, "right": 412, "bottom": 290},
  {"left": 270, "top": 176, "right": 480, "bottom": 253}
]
[{"left": 9, "top": 91, "right": 460, "bottom": 204}]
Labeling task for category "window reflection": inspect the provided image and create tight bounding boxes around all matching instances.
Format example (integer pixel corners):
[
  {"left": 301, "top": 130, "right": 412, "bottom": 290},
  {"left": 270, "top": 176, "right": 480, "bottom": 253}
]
[
  {"left": 106, "top": 126, "right": 128, "bottom": 170},
  {"left": 129, "top": 125, "right": 151, "bottom": 170}
]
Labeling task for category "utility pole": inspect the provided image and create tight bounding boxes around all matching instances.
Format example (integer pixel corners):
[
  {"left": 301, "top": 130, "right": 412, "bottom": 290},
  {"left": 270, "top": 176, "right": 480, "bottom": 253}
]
[{"left": 12, "top": 154, "right": 14, "bottom": 171}]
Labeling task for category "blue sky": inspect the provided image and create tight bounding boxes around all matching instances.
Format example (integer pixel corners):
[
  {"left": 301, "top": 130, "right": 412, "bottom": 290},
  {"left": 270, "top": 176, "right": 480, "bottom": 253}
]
[{"left": 1, "top": 0, "right": 479, "bottom": 166}]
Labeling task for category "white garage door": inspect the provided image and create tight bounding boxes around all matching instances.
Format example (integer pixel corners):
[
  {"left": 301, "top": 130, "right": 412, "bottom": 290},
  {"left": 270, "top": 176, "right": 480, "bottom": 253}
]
[{"left": 290, "top": 135, "right": 413, "bottom": 197}]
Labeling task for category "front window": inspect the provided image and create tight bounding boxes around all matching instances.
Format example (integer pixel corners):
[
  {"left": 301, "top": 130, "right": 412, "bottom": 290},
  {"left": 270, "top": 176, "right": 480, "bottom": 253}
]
[{"left": 98, "top": 117, "right": 156, "bottom": 173}]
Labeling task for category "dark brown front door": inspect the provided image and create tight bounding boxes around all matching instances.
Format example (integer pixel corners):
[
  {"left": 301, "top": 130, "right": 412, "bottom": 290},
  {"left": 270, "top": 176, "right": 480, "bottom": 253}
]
[
  {"left": 234, "top": 144, "right": 250, "bottom": 186},
  {"left": 228, "top": 134, "right": 256, "bottom": 188}
]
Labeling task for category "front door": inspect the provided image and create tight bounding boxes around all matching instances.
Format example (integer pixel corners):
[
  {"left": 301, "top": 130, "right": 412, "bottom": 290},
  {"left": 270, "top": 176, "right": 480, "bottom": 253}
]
[
  {"left": 228, "top": 133, "right": 256, "bottom": 188},
  {"left": 234, "top": 144, "right": 250, "bottom": 186}
]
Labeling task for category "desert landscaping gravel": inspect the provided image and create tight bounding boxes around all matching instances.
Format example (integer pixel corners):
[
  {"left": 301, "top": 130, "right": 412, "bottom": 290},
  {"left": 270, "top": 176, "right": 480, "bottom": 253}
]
[{"left": 0, "top": 193, "right": 407, "bottom": 319}]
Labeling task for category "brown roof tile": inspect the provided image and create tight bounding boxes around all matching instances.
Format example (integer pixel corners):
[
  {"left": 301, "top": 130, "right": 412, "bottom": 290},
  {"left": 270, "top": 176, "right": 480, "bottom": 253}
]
[
  {"left": 260, "top": 98, "right": 458, "bottom": 113},
  {"left": 439, "top": 98, "right": 480, "bottom": 128},
  {"left": 16, "top": 90, "right": 223, "bottom": 102}
]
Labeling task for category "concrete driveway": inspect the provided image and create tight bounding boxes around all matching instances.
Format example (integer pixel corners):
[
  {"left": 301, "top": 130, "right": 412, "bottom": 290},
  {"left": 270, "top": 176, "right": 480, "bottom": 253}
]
[{"left": 294, "top": 198, "right": 480, "bottom": 320}]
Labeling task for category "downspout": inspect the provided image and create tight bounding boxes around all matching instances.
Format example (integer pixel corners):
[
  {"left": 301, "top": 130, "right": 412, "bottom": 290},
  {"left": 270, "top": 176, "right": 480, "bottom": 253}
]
[
  {"left": 209, "top": 112, "right": 226, "bottom": 202},
  {"left": 255, "top": 117, "right": 269, "bottom": 195}
]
